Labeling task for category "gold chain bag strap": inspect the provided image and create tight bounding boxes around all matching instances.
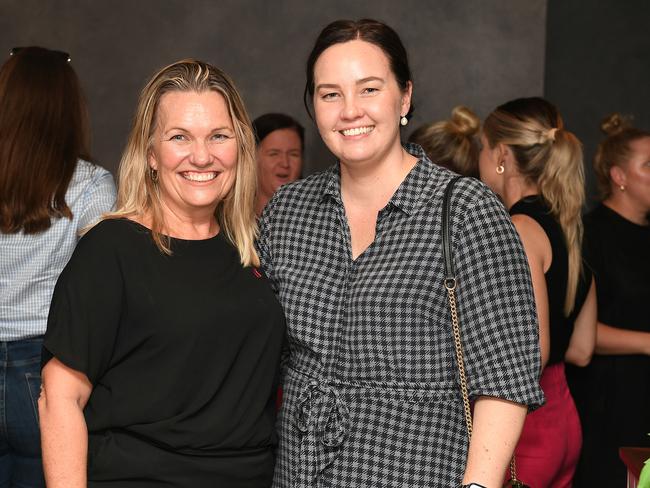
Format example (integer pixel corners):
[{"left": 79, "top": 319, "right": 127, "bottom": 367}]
[{"left": 441, "top": 177, "right": 528, "bottom": 488}]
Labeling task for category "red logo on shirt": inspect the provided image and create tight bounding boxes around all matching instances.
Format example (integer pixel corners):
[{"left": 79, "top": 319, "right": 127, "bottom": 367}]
[{"left": 253, "top": 268, "right": 262, "bottom": 278}]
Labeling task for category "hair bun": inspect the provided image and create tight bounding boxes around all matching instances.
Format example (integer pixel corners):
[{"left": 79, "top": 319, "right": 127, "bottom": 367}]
[
  {"left": 601, "top": 113, "right": 631, "bottom": 136},
  {"left": 448, "top": 105, "right": 480, "bottom": 136}
]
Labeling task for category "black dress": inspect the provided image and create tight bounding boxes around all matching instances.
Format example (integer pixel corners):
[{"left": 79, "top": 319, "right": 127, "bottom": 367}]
[
  {"left": 43, "top": 219, "right": 285, "bottom": 487},
  {"left": 567, "top": 204, "right": 650, "bottom": 487}
]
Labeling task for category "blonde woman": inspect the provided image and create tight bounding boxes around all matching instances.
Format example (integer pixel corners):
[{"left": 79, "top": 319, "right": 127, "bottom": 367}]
[
  {"left": 38, "top": 60, "right": 285, "bottom": 488},
  {"left": 568, "top": 114, "right": 650, "bottom": 487},
  {"left": 408, "top": 105, "right": 481, "bottom": 177},
  {"left": 479, "top": 97, "right": 597, "bottom": 487}
]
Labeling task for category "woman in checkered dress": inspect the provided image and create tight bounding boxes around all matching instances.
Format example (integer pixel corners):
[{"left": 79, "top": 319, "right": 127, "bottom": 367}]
[{"left": 258, "top": 19, "right": 544, "bottom": 488}]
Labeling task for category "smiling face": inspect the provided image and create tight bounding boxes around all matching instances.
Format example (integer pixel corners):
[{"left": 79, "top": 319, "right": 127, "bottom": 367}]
[
  {"left": 148, "top": 90, "right": 238, "bottom": 222},
  {"left": 257, "top": 128, "right": 303, "bottom": 199},
  {"left": 312, "top": 39, "right": 411, "bottom": 168}
]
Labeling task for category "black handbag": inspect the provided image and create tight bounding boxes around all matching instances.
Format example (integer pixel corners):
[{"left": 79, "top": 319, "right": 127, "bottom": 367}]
[{"left": 441, "top": 176, "right": 529, "bottom": 488}]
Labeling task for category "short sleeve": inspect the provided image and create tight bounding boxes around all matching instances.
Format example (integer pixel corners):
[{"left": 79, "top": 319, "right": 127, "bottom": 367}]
[
  {"left": 452, "top": 184, "right": 544, "bottom": 409},
  {"left": 43, "top": 221, "right": 124, "bottom": 384},
  {"left": 77, "top": 167, "right": 117, "bottom": 230}
]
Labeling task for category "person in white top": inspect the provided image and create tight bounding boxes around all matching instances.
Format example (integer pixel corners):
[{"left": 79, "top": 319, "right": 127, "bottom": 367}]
[{"left": 0, "top": 46, "right": 116, "bottom": 487}]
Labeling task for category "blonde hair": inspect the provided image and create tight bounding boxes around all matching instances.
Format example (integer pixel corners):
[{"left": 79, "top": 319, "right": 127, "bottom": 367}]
[
  {"left": 408, "top": 105, "right": 480, "bottom": 177},
  {"left": 594, "top": 113, "right": 650, "bottom": 199},
  {"left": 103, "top": 59, "right": 259, "bottom": 267},
  {"left": 483, "top": 97, "right": 584, "bottom": 315}
]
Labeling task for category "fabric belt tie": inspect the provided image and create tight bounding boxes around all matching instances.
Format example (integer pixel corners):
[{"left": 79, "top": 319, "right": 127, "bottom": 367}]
[{"left": 293, "top": 379, "right": 349, "bottom": 488}]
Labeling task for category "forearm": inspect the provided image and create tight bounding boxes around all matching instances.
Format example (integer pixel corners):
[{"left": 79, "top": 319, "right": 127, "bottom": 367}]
[
  {"left": 39, "top": 396, "right": 88, "bottom": 488},
  {"left": 462, "top": 396, "right": 527, "bottom": 487},
  {"left": 564, "top": 278, "right": 597, "bottom": 366},
  {"left": 595, "top": 322, "right": 650, "bottom": 355}
]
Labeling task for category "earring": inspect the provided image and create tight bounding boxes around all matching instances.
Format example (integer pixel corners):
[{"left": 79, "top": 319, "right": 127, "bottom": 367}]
[
  {"left": 619, "top": 184, "right": 625, "bottom": 191},
  {"left": 149, "top": 167, "right": 159, "bottom": 182},
  {"left": 400, "top": 116, "right": 408, "bottom": 126},
  {"left": 496, "top": 164, "right": 505, "bottom": 175}
]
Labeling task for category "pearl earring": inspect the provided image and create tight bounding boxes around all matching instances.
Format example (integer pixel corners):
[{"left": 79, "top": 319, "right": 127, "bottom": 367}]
[
  {"left": 400, "top": 116, "right": 408, "bottom": 126},
  {"left": 620, "top": 185, "right": 625, "bottom": 191}
]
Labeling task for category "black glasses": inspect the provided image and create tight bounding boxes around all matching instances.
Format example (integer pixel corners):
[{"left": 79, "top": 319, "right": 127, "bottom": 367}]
[{"left": 10, "top": 47, "right": 71, "bottom": 63}]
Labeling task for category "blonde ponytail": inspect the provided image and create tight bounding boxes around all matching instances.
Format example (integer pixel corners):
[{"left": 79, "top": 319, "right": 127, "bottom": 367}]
[{"left": 483, "top": 97, "right": 585, "bottom": 315}]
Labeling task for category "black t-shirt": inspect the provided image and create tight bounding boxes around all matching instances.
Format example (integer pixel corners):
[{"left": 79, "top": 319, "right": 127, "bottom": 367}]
[
  {"left": 567, "top": 203, "right": 650, "bottom": 487},
  {"left": 43, "top": 218, "right": 285, "bottom": 487}
]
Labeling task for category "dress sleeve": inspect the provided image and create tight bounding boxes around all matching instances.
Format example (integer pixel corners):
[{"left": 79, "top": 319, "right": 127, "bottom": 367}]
[
  {"left": 452, "top": 184, "right": 544, "bottom": 409},
  {"left": 77, "top": 167, "right": 117, "bottom": 231},
  {"left": 257, "top": 192, "right": 278, "bottom": 293},
  {"left": 43, "top": 222, "right": 124, "bottom": 384}
]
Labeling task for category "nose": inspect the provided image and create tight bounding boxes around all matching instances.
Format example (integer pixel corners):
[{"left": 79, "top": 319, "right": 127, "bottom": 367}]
[
  {"left": 278, "top": 153, "right": 290, "bottom": 168},
  {"left": 341, "top": 95, "right": 363, "bottom": 121},
  {"left": 191, "top": 140, "right": 211, "bottom": 166}
]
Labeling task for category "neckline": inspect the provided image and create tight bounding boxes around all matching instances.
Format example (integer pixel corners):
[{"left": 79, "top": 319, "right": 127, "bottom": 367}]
[
  {"left": 599, "top": 203, "right": 650, "bottom": 230},
  {"left": 124, "top": 218, "right": 222, "bottom": 243}
]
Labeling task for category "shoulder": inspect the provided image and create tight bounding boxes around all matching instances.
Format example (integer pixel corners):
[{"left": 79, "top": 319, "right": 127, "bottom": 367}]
[
  {"left": 68, "top": 159, "right": 116, "bottom": 198},
  {"left": 441, "top": 175, "right": 510, "bottom": 226},
  {"left": 78, "top": 218, "right": 146, "bottom": 254},
  {"left": 263, "top": 166, "right": 336, "bottom": 222}
]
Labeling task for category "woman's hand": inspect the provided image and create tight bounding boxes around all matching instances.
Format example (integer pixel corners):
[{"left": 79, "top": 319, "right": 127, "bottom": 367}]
[{"left": 39, "top": 357, "right": 92, "bottom": 488}]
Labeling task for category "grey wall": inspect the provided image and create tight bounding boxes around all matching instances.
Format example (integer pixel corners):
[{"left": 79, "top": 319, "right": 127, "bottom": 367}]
[
  {"left": 0, "top": 0, "right": 547, "bottom": 176},
  {"left": 545, "top": 0, "right": 650, "bottom": 207}
]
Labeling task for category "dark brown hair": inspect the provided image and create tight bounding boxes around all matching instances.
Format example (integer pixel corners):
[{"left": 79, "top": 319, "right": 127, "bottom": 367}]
[
  {"left": 304, "top": 18, "right": 413, "bottom": 119},
  {"left": 0, "top": 46, "right": 90, "bottom": 234},
  {"left": 594, "top": 113, "right": 650, "bottom": 198},
  {"left": 252, "top": 112, "right": 305, "bottom": 149}
]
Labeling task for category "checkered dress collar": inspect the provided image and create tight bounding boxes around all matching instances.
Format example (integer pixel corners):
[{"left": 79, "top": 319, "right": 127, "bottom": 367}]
[{"left": 318, "top": 143, "right": 433, "bottom": 216}]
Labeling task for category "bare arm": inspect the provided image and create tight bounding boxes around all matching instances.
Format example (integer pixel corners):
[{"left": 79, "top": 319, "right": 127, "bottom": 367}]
[
  {"left": 512, "top": 214, "right": 551, "bottom": 369},
  {"left": 39, "top": 358, "right": 92, "bottom": 488},
  {"left": 595, "top": 322, "right": 650, "bottom": 356},
  {"left": 462, "top": 396, "right": 527, "bottom": 486},
  {"left": 564, "top": 277, "right": 597, "bottom": 366}
]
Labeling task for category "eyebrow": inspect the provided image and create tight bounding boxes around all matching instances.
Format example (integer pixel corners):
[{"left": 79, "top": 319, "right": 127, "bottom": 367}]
[
  {"left": 315, "top": 76, "right": 385, "bottom": 91},
  {"left": 163, "top": 126, "right": 233, "bottom": 133}
]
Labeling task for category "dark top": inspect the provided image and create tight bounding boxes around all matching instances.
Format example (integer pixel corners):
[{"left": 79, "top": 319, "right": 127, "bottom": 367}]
[
  {"left": 259, "top": 144, "right": 543, "bottom": 488},
  {"left": 510, "top": 196, "right": 588, "bottom": 365},
  {"left": 567, "top": 203, "right": 650, "bottom": 487},
  {"left": 43, "top": 218, "right": 285, "bottom": 487}
]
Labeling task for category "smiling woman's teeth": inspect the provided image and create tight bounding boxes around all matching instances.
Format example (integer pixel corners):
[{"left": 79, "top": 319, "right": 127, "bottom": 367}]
[
  {"left": 341, "top": 126, "right": 373, "bottom": 136},
  {"left": 181, "top": 171, "right": 218, "bottom": 181}
]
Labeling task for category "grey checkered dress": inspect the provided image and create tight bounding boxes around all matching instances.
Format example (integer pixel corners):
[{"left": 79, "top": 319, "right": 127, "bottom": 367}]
[{"left": 258, "top": 145, "right": 544, "bottom": 488}]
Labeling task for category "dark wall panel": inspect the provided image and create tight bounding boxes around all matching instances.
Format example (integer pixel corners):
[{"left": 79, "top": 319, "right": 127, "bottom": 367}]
[
  {"left": 1, "top": 0, "right": 546, "bottom": 175},
  {"left": 545, "top": 0, "right": 650, "bottom": 207}
]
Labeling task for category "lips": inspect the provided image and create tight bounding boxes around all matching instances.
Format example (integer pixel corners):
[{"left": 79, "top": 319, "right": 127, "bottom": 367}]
[
  {"left": 340, "top": 126, "right": 374, "bottom": 137},
  {"left": 180, "top": 171, "right": 219, "bottom": 182}
]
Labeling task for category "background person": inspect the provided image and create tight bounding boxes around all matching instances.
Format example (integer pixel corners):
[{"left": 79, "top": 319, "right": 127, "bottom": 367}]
[
  {"left": 479, "top": 97, "right": 597, "bottom": 487},
  {"left": 252, "top": 113, "right": 304, "bottom": 216},
  {"left": 0, "top": 46, "right": 116, "bottom": 487},
  {"left": 408, "top": 105, "right": 480, "bottom": 177},
  {"left": 39, "top": 59, "right": 285, "bottom": 488},
  {"left": 567, "top": 113, "right": 650, "bottom": 487},
  {"left": 258, "top": 19, "right": 544, "bottom": 488}
]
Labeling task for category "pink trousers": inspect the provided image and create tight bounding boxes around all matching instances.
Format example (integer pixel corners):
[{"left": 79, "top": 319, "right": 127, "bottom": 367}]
[{"left": 512, "top": 362, "right": 582, "bottom": 488}]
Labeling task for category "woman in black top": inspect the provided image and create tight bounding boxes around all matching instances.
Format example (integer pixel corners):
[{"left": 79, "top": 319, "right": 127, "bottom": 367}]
[
  {"left": 479, "top": 97, "right": 597, "bottom": 487},
  {"left": 39, "top": 60, "right": 285, "bottom": 487},
  {"left": 568, "top": 114, "right": 650, "bottom": 487}
]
